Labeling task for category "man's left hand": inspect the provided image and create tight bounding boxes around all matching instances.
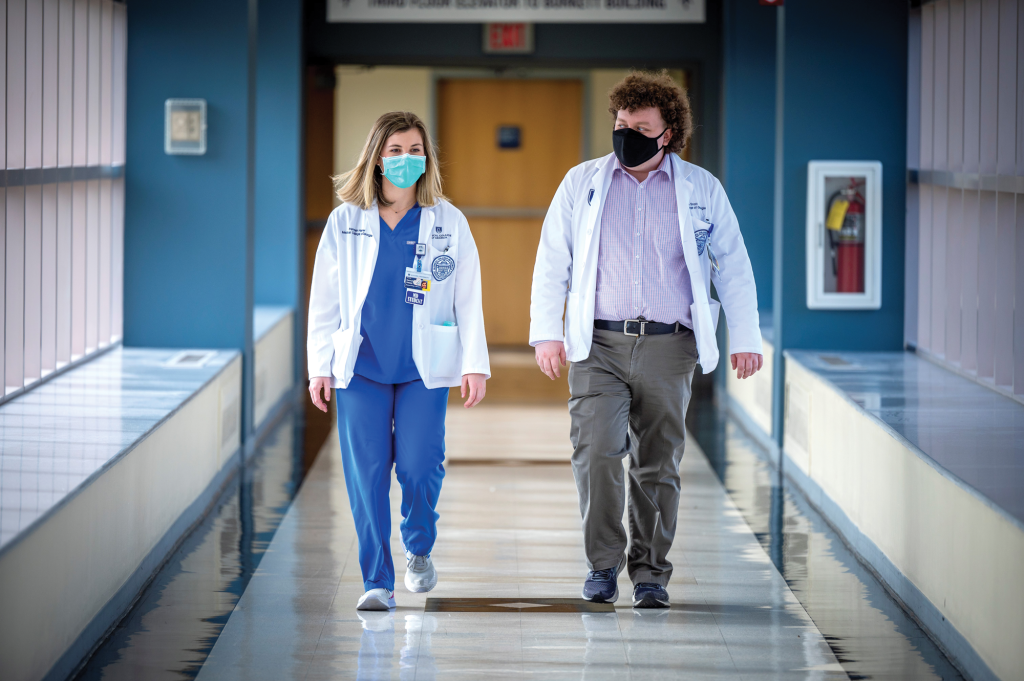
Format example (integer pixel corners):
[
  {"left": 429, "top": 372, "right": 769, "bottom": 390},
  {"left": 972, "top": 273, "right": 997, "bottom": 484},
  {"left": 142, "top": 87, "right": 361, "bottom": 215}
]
[{"left": 731, "top": 353, "right": 763, "bottom": 380}]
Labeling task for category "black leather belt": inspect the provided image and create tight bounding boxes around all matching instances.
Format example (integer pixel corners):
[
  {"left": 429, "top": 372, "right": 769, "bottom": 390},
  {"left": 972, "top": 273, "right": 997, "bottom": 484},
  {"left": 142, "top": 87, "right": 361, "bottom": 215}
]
[{"left": 594, "top": 317, "right": 682, "bottom": 336}]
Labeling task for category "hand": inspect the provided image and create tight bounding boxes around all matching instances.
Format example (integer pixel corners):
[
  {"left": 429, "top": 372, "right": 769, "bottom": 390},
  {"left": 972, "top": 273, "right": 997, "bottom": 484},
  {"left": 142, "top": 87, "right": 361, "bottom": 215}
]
[
  {"left": 731, "top": 353, "right": 763, "bottom": 380},
  {"left": 308, "top": 377, "right": 332, "bottom": 412},
  {"left": 461, "top": 373, "right": 487, "bottom": 408},
  {"left": 535, "top": 341, "right": 566, "bottom": 380}
]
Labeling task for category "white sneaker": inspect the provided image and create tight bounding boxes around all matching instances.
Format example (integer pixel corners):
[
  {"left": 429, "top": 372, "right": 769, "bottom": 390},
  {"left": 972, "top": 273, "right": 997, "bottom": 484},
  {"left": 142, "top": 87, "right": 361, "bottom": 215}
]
[
  {"left": 356, "top": 588, "right": 396, "bottom": 611},
  {"left": 404, "top": 552, "right": 438, "bottom": 593}
]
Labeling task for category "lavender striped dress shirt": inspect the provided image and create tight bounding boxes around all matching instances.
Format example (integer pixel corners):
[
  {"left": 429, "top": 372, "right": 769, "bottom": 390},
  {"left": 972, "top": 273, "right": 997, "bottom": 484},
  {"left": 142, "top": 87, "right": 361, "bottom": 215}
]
[{"left": 594, "top": 155, "right": 693, "bottom": 327}]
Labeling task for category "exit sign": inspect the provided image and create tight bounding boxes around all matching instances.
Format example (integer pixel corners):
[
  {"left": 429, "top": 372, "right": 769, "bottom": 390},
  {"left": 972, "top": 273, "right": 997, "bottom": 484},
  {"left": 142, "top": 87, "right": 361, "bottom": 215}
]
[{"left": 483, "top": 23, "right": 534, "bottom": 54}]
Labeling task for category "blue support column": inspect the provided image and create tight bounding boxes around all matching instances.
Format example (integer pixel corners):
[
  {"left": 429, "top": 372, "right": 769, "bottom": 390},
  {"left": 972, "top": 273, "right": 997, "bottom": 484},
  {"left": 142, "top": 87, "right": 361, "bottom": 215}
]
[
  {"left": 123, "top": 0, "right": 257, "bottom": 440},
  {"left": 255, "top": 0, "right": 304, "bottom": 382}
]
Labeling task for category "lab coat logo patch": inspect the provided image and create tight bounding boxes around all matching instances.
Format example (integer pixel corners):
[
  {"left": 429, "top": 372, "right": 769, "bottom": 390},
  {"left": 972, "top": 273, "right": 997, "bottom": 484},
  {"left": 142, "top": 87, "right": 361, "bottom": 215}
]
[
  {"left": 695, "top": 229, "right": 710, "bottom": 256},
  {"left": 431, "top": 254, "right": 456, "bottom": 281},
  {"left": 435, "top": 225, "right": 443, "bottom": 233}
]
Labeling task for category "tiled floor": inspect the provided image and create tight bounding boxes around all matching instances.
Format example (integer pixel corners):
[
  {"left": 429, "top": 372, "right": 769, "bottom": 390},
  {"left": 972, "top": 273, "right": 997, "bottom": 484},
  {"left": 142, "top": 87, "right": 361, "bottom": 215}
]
[
  {"left": 0, "top": 347, "right": 238, "bottom": 553},
  {"left": 787, "top": 350, "right": 1024, "bottom": 525},
  {"left": 194, "top": 426, "right": 844, "bottom": 680}
]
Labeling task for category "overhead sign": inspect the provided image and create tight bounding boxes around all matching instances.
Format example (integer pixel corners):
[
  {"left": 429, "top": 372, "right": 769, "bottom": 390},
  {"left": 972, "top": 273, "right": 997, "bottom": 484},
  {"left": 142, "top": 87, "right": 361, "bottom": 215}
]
[{"left": 327, "top": 0, "right": 704, "bottom": 24}]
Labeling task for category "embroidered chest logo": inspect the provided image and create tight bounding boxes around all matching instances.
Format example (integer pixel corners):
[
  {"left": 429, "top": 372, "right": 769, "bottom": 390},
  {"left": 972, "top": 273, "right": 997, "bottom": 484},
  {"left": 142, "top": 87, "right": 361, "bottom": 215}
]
[
  {"left": 431, "top": 254, "right": 456, "bottom": 281},
  {"left": 431, "top": 224, "right": 452, "bottom": 241},
  {"left": 695, "top": 229, "right": 710, "bottom": 256},
  {"left": 688, "top": 202, "right": 714, "bottom": 255}
]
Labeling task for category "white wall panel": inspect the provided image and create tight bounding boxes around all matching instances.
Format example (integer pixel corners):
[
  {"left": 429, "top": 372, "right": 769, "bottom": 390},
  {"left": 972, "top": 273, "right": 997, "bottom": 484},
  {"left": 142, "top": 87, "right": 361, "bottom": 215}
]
[
  {"left": 99, "top": 1, "right": 112, "bottom": 166},
  {"left": 71, "top": 180, "right": 85, "bottom": 359},
  {"left": 42, "top": 0, "right": 58, "bottom": 168},
  {"left": 111, "top": 3, "right": 124, "bottom": 165},
  {"left": 110, "top": 176, "right": 122, "bottom": 340},
  {"left": 57, "top": 0, "right": 73, "bottom": 168},
  {"left": 963, "top": 0, "right": 981, "bottom": 173},
  {"left": 947, "top": 0, "right": 964, "bottom": 171},
  {"left": 72, "top": 0, "right": 87, "bottom": 166},
  {"left": 86, "top": 0, "right": 99, "bottom": 167},
  {"left": 98, "top": 178, "right": 110, "bottom": 346},
  {"left": 920, "top": 5, "right": 935, "bottom": 171},
  {"left": 0, "top": 189, "right": 5, "bottom": 391},
  {"left": 1016, "top": 195, "right": 1024, "bottom": 395},
  {"left": 933, "top": 1, "right": 950, "bottom": 171}
]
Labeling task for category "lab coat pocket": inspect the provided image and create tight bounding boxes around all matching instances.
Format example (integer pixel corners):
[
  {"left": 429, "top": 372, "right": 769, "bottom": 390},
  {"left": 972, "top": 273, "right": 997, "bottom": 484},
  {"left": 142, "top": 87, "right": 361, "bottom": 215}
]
[{"left": 429, "top": 324, "right": 461, "bottom": 377}]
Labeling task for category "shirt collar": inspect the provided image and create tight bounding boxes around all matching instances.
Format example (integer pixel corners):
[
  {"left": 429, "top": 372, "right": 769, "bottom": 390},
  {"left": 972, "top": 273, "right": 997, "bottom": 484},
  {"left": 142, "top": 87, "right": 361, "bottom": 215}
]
[{"left": 613, "top": 151, "right": 674, "bottom": 181}]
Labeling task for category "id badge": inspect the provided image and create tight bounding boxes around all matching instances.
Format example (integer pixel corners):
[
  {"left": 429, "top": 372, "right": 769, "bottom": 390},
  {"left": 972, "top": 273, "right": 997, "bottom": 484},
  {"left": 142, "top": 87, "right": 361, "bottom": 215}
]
[
  {"left": 405, "top": 290, "right": 426, "bottom": 305},
  {"left": 404, "top": 267, "right": 431, "bottom": 291}
]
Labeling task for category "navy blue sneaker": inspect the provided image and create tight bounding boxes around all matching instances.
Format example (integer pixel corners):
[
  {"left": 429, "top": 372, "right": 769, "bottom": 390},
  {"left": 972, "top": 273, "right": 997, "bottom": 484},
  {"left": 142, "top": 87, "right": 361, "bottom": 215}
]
[
  {"left": 582, "top": 556, "right": 626, "bottom": 603},
  {"left": 632, "top": 582, "right": 670, "bottom": 609}
]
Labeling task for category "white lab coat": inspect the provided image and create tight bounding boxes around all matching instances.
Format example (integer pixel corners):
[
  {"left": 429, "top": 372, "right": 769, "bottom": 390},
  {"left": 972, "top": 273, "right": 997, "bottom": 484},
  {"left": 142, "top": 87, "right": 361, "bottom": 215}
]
[
  {"left": 530, "top": 153, "right": 762, "bottom": 373},
  {"left": 307, "top": 199, "right": 490, "bottom": 390}
]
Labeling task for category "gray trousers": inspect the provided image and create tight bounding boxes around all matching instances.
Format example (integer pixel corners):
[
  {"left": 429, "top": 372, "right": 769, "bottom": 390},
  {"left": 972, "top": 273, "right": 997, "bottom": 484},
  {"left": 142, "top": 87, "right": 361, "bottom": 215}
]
[{"left": 568, "top": 326, "right": 698, "bottom": 586}]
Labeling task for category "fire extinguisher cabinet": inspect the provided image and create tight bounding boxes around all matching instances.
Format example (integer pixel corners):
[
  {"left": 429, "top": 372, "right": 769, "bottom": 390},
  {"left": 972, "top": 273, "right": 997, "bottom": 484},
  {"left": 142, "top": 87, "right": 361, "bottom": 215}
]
[{"left": 805, "top": 161, "right": 882, "bottom": 310}]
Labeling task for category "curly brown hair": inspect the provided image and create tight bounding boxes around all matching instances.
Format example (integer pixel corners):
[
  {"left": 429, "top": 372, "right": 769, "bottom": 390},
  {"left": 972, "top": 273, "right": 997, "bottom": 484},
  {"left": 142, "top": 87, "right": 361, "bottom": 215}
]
[{"left": 608, "top": 71, "right": 693, "bottom": 155}]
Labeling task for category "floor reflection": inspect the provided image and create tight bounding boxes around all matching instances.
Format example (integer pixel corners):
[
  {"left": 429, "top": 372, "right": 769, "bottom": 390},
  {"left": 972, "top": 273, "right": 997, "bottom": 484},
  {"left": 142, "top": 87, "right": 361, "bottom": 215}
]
[
  {"left": 75, "top": 408, "right": 314, "bottom": 681},
  {"left": 688, "top": 397, "right": 964, "bottom": 680},
  {"left": 354, "top": 612, "right": 438, "bottom": 681}
]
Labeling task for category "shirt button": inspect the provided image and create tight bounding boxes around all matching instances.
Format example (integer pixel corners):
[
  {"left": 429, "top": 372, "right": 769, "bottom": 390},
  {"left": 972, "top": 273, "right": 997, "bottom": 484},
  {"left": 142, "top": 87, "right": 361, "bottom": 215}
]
[{"left": 419, "top": 324, "right": 424, "bottom": 329}]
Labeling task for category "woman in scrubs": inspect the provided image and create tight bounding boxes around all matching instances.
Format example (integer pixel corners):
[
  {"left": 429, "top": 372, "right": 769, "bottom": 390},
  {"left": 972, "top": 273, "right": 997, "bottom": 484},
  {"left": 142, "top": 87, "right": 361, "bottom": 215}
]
[{"left": 307, "top": 111, "right": 489, "bottom": 611}]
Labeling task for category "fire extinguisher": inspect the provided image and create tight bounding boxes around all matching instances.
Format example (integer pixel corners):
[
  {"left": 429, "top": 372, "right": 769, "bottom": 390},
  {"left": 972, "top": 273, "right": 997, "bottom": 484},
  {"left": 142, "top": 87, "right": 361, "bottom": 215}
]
[{"left": 825, "top": 179, "right": 865, "bottom": 293}]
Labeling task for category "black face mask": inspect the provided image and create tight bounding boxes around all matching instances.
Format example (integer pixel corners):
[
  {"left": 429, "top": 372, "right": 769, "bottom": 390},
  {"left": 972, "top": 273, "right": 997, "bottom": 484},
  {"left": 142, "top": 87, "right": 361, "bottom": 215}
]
[{"left": 612, "top": 127, "right": 668, "bottom": 168}]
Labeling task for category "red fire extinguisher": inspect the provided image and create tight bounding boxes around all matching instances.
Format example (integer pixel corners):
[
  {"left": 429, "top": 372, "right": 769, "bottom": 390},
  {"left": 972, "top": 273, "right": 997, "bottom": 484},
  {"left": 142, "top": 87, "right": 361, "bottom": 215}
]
[{"left": 825, "top": 179, "right": 865, "bottom": 293}]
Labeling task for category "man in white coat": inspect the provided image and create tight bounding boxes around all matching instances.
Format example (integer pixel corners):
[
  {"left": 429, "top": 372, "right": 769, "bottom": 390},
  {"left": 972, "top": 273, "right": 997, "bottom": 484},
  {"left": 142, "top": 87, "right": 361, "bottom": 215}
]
[{"left": 530, "top": 72, "right": 763, "bottom": 609}]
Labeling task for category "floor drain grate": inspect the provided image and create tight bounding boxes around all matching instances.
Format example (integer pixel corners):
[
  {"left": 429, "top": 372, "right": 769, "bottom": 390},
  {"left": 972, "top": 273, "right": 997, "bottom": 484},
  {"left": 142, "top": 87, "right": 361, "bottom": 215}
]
[{"left": 424, "top": 598, "right": 614, "bottom": 613}]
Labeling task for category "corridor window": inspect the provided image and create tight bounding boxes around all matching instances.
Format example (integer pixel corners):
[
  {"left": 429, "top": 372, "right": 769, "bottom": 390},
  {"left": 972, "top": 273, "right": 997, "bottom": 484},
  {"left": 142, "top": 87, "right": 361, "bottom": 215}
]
[
  {"left": 2, "top": 0, "right": 126, "bottom": 403},
  {"left": 805, "top": 161, "right": 883, "bottom": 310}
]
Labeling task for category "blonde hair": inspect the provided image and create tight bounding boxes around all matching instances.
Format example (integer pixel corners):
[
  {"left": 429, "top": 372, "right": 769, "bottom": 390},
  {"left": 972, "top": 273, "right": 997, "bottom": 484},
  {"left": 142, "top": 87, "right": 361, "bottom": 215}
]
[{"left": 333, "top": 111, "right": 445, "bottom": 210}]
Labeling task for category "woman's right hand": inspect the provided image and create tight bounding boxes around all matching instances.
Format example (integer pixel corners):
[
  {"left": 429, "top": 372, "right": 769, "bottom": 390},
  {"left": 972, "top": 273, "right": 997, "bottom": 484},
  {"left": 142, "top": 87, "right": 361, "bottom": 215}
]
[{"left": 309, "top": 377, "right": 332, "bottom": 413}]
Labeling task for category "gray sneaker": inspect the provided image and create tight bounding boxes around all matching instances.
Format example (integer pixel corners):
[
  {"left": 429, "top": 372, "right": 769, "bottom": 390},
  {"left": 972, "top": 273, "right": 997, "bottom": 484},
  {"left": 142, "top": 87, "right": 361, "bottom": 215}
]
[{"left": 404, "top": 551, "right": 438, "bottom": 593}]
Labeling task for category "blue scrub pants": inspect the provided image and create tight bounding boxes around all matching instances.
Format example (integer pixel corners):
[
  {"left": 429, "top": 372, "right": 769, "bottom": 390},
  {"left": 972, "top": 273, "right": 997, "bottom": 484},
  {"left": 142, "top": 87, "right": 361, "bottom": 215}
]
[{"left": 336, "top": 374, "right": 449, "bottom": 592}]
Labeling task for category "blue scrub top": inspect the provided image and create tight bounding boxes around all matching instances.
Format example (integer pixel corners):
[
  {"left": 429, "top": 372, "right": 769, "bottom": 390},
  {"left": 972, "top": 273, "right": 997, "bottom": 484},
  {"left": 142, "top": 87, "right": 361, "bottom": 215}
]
[{"left": 353, "top": 205, "right": 423, "bottom": 384}]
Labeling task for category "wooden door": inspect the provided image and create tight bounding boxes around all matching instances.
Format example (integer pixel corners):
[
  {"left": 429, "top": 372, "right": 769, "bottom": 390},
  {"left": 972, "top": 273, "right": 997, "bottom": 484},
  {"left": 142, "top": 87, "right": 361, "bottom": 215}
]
[{"left": 438, "top": 79, "right": 583, "bottom": 347}]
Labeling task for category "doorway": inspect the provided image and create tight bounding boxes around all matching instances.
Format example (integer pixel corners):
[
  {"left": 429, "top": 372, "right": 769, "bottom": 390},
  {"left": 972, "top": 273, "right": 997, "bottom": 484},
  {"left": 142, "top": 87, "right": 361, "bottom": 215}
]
[{"left": 437, "top": 78, "right": 584, "bottom": 347}]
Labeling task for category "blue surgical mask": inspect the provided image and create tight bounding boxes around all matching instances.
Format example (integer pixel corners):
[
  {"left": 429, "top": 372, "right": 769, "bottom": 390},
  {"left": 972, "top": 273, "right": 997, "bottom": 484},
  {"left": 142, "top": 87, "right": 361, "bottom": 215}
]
[{"left": 380, "top": 153, "right": 426, "bottom": 189}]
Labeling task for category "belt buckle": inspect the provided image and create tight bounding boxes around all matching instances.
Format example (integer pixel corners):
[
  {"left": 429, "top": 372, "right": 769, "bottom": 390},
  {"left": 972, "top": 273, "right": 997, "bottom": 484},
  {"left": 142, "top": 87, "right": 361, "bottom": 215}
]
[{"left": 624, "top": 318, "right": 646, "bottom": 337}]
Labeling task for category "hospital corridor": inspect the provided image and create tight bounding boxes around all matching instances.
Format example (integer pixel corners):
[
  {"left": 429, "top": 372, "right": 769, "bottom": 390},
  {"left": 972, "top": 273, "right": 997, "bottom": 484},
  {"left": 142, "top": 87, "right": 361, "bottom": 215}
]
[{"left": 2, "top": 1, "right": 1023, "bottom": 680}]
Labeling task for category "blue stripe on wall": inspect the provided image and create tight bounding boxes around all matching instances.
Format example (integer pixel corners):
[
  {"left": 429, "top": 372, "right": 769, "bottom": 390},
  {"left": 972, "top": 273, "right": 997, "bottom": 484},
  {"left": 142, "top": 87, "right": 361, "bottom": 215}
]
[
  {"left": 779, "top": 0, "right": 908, "bottom": 351},
  {"left": 255, "top": 0, "right": 303, "bottom": 311},
  {"left": 722, "top": 0, "right": 777, "bottom": 314},
  {"left": 123, "top": 0, "right": 251, "bottom": 350}
]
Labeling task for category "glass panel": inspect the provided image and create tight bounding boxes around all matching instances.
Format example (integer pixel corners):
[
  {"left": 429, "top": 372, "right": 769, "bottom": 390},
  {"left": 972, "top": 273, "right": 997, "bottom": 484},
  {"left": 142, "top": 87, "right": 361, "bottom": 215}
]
[
  {"left": 25, "top": 0, "right": 42, "bottom": 169},
  {"left": 0, "top": 0, "right": 7, "bottom": 167},
  {"left": 85, "top": 178, "right": 98, "bottom": 352},
  {"left": 42, "top": 0, "right": 58, "bottom": 168},
  {"left": 0, "top": 188, "right": 5, "bottom": 391},
  {"left": 86, "top": 0, "right": 100, "bottom": 166},
  {"left": 916, "top": 184, "right": 933, "bottom": 351},
  {"left": 945, "top": 189, "right": 963, "bottom": 364},
  {"left": 112, "top": 3, "right": 125, "bottom": 165},
  {"left": 6, "top": 187, "right": 24, "bottom": 394},
  {"left": 72, "top": 0, "right": 87, "bottom": 166},
  {"left": 111, "top": 176, "right": 122, "bottom": 341},
  {"left": 977, "top": 191, "right": 997, "bottom": 378},
  {"left": 58, "top": 0, "right": 73, "bottom": 167},
  {"left": 23, "top": 186, "right": 41, "bottom": 384},
  {"left": 99, "top": 0, "right": 112, "bottom": 165},
  {"left": 56, "top": 181, "right": 71, "bottom": 365},
  {"left": 71, "top": 179, "right": 85, "bottom": 359},
  {"left": 820, "top": 175, "right": 868, "bottom": 295},
  {"left": 41, "top": 183, "right": 57, "bottom": 374},
  {"left": 7, "top": 0, "right": 25, "bottom": 170},
  {"left": 98, "top": 178, "right": 110, "bottom": 347},
  {"left": 930, "top": 187, "right": 948, "bottom": 356},
  {"left": 994, "top": 192, "right": 1015, "bottom": 386},
  {"left": 961, "top": 190, "right": 980, "bottom": 374}
]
